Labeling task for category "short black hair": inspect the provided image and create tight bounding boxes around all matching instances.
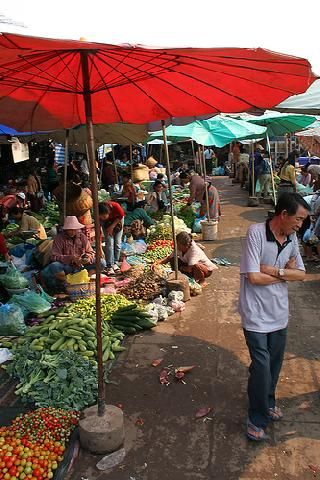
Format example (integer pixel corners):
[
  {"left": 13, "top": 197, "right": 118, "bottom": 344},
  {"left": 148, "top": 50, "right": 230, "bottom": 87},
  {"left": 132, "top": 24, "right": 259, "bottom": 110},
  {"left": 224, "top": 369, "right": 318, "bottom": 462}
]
[
  {"left": 98, "top": 202, "right": 110, "bottom": 215},
  {"left": 275, "top": 192, "right": 310, "bottom": 216},
  {"left": 157, "top": 173, "right": 164, "bottom": 180},
  {"left": 179, "top": 172, "right": 190, "bottom": 180},
  {"left": 153, "top": 180, "right": 163, "bottom": 189},
  {"left": 9, "top": 207, "right": 23, "bottom": 216}
]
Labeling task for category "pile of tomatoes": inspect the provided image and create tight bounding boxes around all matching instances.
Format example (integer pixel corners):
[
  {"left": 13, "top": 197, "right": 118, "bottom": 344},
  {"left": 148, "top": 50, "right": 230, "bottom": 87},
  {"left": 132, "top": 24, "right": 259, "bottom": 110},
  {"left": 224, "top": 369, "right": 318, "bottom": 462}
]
[
  {"left": 147, "top": 239, "right": 174, "bottom": 251},
  {"left": 0, "top": 408, "right": 80, "bottom": 480}
]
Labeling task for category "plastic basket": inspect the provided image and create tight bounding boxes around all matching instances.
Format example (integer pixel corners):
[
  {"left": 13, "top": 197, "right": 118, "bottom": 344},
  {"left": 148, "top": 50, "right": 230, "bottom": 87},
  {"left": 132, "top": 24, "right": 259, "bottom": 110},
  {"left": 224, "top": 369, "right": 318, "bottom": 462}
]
[{"left": 66, "top": 281, "right": 95, "bottom": 301}]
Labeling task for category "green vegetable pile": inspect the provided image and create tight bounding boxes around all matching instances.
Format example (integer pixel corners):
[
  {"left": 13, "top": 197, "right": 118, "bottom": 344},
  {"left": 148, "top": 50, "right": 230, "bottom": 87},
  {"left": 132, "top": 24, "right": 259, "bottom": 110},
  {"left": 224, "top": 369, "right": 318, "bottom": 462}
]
[
  {"left": 5, "top": 345, "right": 98, "bottom": 410},
  {"left": 110, "top": 304, "right": 157, "bottom": 334},
  {"left": 67, "top": 293, "right": 131, "bottom": 319},
  {"left": 33, "top": 202, "right": 60, "bottom": 229},
  {"left": 145, "top": 246, "right": 173, "bottom": 262},
  {"left": 13, "top": 306, "right": 125, "bottom": 362},
  {"left": 146, "top": 223, "right": 172, "bottom": 242},
  {"left": 174, "top": 203, "right": 196, "bottom": 229}
]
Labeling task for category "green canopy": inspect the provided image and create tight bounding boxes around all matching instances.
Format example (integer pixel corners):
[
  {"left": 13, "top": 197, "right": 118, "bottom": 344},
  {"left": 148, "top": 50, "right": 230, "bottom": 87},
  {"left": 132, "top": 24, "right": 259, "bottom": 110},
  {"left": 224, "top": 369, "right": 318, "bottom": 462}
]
[
  {"left": 147, "top": 115, "right": 267, "bottom": 147},
  {"left": 246, "top": 112, "right": 317, "bottom": 136}
]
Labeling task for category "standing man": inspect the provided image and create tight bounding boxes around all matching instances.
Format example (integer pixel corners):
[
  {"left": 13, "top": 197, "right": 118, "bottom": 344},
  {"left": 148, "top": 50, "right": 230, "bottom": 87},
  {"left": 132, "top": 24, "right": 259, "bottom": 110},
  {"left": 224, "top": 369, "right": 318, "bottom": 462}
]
[
  {"left": 204, "top": 146, "right": 215, "bottom": 174},
  {"left": 239, "top": 193, "right": 309, "bottom": 441}
]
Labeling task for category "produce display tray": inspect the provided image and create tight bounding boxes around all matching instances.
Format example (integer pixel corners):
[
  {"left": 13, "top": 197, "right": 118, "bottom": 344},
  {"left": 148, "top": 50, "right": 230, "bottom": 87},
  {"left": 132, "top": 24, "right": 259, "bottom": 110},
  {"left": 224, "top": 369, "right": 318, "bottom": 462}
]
[{"left": 0, "top": 407, "right": 79, "bottom": 480}]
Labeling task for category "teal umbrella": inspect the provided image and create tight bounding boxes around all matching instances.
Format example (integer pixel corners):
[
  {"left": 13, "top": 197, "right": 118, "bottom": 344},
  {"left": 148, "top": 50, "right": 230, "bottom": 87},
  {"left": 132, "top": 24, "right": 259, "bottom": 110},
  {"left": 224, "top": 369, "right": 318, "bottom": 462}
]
[
  {"left": 246, "top": 112, "right": 317, "bottom": 136},
  {"left": 147, "top": 115, "right": 267, "bottom": 146}
]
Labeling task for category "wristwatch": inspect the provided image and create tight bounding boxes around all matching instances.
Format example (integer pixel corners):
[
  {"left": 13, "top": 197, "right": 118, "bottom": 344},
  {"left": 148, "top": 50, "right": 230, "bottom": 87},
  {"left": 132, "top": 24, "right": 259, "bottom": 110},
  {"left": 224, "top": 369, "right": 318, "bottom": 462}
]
[{"left": 278, "top": 268, "right": 285, "bottom": 278}]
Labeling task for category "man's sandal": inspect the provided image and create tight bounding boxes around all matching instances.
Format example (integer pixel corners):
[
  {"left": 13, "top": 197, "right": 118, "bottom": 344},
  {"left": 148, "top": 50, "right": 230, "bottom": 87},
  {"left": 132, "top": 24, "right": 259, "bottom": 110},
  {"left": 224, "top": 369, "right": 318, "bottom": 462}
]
[
  {"left": 246, "top": 421, "right": 269, "bottom": 442},
  {"left": 268, "top": 406, "right": 283, "bottom": 421}
]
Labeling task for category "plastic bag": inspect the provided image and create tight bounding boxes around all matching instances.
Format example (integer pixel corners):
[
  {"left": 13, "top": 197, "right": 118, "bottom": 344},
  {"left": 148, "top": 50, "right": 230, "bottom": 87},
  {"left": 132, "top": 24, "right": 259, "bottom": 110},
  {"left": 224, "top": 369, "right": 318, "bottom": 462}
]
[
  {"left": 168, "top": 291, "right": 184, "bottom": 302},
  {"left": 0, "top": 348, "right": 13, "bottom": 364},
  {"left": 38, "top": 285, "right": 55, "bottom": 303},
  {"left": 192, "top": 216, "right": 206, "bottom": 233},
  {"left": 121, "top": 242, "right": 136, "bottom": 256},
  {"left": 170, "top": 301, "right": 185, "bottom": 312},
  {"left": 120, "top": 257, "right": 131, "bottom": 273},
  {"left": 11, "top": 255, "right": 27, "bottom": 272},
  {"left": 133, "top": 240, "right": 147, "bottom": 254},
  {"left": 0, "top": 303, "right": 26, "bottom": 335},
  {"left": 0, "top": 265, "right": 29, "bottom": 289},
  {"left": 9, "top": 290, "right": 51, "bottom": 314},
  {"left": 66, "top": 269, "right": 90, "bottom": 285}
]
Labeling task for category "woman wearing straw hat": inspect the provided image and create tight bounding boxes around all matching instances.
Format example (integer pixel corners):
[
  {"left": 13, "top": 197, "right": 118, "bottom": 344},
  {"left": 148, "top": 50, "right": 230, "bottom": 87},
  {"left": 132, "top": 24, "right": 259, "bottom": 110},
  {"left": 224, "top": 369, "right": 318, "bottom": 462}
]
[{"left": 41, "top": 216, "right": 103, "bottom": 292}]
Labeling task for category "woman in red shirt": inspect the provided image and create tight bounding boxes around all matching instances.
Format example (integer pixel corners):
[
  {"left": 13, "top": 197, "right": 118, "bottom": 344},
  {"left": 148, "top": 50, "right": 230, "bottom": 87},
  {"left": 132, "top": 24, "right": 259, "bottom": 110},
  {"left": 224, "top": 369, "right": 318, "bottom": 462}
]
[
  {"left": 0, "top": 233, "right": 11, "bottom": 262},
  {"left": 98, "top": 201, "right": 124, "bottom": 275}
]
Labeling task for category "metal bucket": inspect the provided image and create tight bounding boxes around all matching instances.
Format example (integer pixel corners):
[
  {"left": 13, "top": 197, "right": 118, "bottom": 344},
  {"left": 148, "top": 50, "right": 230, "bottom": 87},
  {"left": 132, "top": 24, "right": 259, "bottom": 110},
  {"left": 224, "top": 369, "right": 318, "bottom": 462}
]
[{"left": 201, "top": 220, "right": 218, "bottom": 241}]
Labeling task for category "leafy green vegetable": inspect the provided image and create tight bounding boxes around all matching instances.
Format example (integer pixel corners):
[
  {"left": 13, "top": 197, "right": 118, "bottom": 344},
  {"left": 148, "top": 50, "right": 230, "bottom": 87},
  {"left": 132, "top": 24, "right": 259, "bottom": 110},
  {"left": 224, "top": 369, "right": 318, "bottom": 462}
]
[{"left": 5, "top": 345, "right": 98, "bottom": 410}]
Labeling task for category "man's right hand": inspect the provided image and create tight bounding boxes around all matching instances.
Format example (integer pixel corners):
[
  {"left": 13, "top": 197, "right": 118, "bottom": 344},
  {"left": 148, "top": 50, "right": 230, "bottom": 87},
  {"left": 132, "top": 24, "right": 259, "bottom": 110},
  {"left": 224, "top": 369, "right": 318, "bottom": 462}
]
[
  {"left": 71, "top": 256, "right": 82, "bottom": 267},
  {"left": 285, "top": 256, "right": 297, "bottom": 269}
]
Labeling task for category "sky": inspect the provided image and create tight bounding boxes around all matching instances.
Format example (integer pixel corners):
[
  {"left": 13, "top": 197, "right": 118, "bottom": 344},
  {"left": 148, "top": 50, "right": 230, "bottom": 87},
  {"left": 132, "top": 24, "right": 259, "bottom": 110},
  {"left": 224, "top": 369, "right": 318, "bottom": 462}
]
[{"left": 1, "top": 0, "right": 320, "bottom": 75}]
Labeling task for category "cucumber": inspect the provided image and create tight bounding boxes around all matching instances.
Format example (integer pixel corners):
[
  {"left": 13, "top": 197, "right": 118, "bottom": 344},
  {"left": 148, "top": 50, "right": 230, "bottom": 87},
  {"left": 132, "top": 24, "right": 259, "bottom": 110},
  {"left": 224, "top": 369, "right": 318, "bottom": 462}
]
[
  {"left": 116, "top": 305, "right": 137, "bottom": 313},
  {"left": 78, "top": 343, "right": 87, "bottom": 352},
  {"left": 50, "top": 337, "right": 66, "bottom": 351},
  {"left": 113, "top": 345, "right": 126, "bottom": 352},
  {"left": 30, "top": 345, "right": 44, "bottom": 351},
  {"left": 109, "top": 350, "right": 115, "bottom": 360},
  {"left": 87, "top": 339, "right": 96, "bottom": 350},
  {"left": 112, "top": 320, "right": 143, "bottom": 330},
  {"left": 113, "top": 325, "right": 137, "bottom": 334},
  {"left": 66, "top": 328, "right": 84, "bottom": 337}
]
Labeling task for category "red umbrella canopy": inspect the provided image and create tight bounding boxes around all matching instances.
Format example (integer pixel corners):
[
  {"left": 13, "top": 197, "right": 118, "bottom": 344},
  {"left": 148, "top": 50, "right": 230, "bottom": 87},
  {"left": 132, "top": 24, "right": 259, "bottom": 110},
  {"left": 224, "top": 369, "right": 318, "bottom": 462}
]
[{"left": 0, "top": 32, "right": 316, "bottom": 130}]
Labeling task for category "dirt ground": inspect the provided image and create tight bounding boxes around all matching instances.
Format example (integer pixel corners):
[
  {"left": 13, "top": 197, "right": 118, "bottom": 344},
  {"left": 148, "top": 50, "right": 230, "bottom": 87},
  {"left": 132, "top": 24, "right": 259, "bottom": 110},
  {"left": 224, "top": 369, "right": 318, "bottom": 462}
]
[{"left": 70, "top": 177, "right": 320, "bottom": 480}]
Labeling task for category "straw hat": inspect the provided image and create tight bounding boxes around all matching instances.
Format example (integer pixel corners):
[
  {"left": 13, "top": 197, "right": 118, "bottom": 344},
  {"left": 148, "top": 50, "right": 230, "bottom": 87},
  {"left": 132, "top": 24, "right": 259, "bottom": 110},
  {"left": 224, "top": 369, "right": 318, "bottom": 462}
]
[{"left": 62, "top": 216, "right": 85, "bottom": 230}]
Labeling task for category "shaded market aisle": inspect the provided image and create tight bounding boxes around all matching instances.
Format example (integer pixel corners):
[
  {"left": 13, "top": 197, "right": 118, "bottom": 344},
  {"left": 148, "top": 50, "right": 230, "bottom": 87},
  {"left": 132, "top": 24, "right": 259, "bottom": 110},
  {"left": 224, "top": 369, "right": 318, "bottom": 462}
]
[{"left": 71, "top": 178, "right": 320, "bottom": 480}]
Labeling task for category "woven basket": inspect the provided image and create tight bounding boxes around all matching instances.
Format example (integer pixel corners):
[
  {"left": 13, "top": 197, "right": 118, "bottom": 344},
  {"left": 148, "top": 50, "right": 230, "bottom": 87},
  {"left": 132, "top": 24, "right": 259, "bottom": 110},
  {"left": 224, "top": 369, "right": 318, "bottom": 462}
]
[{"left": 66, "top": 281, "right": 96, "bottom": 301}]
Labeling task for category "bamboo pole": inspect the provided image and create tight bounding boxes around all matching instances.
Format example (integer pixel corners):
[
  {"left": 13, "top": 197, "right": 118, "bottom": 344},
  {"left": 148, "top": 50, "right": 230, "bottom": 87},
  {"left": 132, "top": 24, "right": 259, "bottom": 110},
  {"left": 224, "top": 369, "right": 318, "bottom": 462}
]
[
  {"left": 251, "top": 143, "right": 256, "bottom": 197},
  {"left": 198, "top": 145, "right": 203, "bottom": 176},
  {"left": 266, "top": 134, "right": 277, "bottom": 205},
  {"left": 63, "top": 129, "right": 69, "bottom": 219},
  {"left": 129, "top": 144, "right": 133, "bottom": 178},
  {"left": 99, "top": 149, "right": 104, "bottom": 189},
  {"left": 202, "top": 145, "right": 210, "bottom": 220},
  {"left": 81, "top": 51, "right": 105, "bottom": 417},
  {"left": 111, "top": 144, "right": 119, "bottom": 185},
  {"left": 191, "top": 140, "right": 196, "bottom": 165},
  {"left": 161, "top": 120, "right": 179, "bottom": 280}
]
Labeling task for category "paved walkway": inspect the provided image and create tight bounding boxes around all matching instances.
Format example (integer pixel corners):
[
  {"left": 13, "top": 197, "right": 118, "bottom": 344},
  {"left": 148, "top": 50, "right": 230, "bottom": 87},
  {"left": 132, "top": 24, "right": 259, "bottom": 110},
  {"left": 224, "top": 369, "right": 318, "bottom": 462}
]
[{"left": 71, "top": 178, "right": 320, "bottom": 480}]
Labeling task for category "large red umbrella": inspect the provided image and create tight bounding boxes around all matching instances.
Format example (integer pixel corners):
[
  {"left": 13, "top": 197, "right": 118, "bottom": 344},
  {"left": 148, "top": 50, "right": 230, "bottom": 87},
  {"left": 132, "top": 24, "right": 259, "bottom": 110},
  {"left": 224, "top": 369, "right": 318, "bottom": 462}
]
[
  {"left": 0, "top": 32, "right": 315, "bottom": 417},
  {"left": 0, "top": 33, "right": 316, "bottom": 130}
]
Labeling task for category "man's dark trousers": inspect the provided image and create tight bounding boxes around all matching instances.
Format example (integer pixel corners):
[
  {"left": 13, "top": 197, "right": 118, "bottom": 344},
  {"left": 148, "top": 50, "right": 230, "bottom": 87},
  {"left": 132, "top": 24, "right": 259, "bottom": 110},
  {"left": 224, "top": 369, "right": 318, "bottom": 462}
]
[{"left": 244, "top": 327, "right": 287, "bottom": 428}]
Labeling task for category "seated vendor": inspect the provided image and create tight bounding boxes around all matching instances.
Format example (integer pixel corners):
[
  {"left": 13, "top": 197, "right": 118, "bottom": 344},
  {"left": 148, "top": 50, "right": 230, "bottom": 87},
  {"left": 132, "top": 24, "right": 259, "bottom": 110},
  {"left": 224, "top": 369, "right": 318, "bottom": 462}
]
[
  {"left": 153, "top": 231, "right": 217, "bottom": 285},
  {"left": 124, "top": 207, "right": 155, "bottom": 229},
  {"left": 8, "top": 207, "right": 47, "bottom": 240},
  {"left": 146, "top": 180, "right": 168, "bottom": 212},
  {"left": 122, "top": 174, "right": 137, "bottom": 211},
  {"left": 41, "top": 216, "right": 104, "bottom": 292}
]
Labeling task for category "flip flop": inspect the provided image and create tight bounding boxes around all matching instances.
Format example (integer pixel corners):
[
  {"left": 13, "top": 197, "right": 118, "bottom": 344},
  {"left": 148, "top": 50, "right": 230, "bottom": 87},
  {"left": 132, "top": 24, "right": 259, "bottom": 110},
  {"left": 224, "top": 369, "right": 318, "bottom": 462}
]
[
  {"left": 246, "top": 420, "right": 269, "bottom": 442},
  {"left": 268, "top": 406, "right": 283, "bottom": 421}
]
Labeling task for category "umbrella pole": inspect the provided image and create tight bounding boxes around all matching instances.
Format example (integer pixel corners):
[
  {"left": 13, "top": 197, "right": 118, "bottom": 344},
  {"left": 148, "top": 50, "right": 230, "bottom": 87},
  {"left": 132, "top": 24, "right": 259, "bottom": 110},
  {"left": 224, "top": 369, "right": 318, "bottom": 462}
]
[
  {"left": 63, "top": 129, "right": 69, "bottom": 219},
  {"left": 161, "top": 120, "right": 179, "bottom": 280},
  {"left": 198, "top": 145, "right": 203, "bottom": 176},
  {"left": 251, "top": 143, "right": 256, "bottom": 197},
  {"left": 99, "top": 154, "right": 104, "bottom": 189},
  {"left": 81, "top": 52, "right": 105, "bottom": 417},
  {"left": 266, "top": 134, "right": 277, "bottom": 205},
  {"left": 129, "top": 144, "right": 133, "bottom": 178},
  {"left": 191, "top": 140, "right": 196, "bottom": 164},
  {"left": 111, "top": 144, "right": 119, "bottom": 185},
  {"left": 202, "top": 145, "right": 210, "bottom": 220}
]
